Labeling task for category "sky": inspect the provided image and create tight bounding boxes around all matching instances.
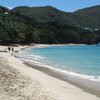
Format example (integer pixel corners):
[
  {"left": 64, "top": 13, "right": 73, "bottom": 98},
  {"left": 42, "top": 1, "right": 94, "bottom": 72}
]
[{"left": 0, "top": 0, "right": 100, "bottom": 12}]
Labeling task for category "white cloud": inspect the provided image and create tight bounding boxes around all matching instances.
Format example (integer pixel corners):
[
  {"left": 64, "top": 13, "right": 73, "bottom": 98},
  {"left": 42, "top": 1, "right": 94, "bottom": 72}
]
[{"left": 8, "top": 7, "right": 13, "bottom": 10}]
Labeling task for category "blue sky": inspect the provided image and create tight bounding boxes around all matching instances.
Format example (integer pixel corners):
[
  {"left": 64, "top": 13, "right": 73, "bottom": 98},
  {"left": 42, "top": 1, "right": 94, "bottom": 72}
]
[{"left": 0, "top": 0, "right": 100, "bottom": 12}]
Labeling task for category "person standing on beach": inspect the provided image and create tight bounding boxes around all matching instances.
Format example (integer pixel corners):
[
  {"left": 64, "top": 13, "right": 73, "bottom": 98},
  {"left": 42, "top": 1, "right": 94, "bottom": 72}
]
[
  {"left": 8, "top": 46, "right": 11, "bottom": 52},
  {"left": 11, "top": 47, "right": 14, "bottom": 53}
]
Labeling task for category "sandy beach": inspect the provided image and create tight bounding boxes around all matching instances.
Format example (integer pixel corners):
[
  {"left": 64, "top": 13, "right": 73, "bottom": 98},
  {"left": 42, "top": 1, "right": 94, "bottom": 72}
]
[{"left": 0, "top": 45, "right": 100, "bottom": 100}]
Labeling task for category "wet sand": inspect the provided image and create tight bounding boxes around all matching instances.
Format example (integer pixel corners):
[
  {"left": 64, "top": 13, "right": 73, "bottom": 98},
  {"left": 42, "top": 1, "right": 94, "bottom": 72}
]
[{"left": 24, "top": 62, "right": 100, "bottom": 98}]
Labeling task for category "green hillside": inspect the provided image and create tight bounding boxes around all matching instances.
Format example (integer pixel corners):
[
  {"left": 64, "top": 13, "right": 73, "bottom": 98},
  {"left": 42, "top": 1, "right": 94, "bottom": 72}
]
[
  {"left": 74, "top": 5, "right": 100, "bottom": 29},
  {"left": 12, "top": 6, "right": 77, "bottom": 27},
  {"left": 0, "top": 6, "right": 9, "bottom": 13},
  {"left": 12, "top": 5, "right": 100, "bottom": 29},
  {"left": 0, "top": 5, "right": 100, "bottom": 45}
]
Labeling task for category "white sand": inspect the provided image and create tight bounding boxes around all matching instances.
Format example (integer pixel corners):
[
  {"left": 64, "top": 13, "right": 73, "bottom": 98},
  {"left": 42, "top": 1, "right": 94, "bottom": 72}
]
[{"left": 0, "top": 46, "right": 100, "bottom": 100}]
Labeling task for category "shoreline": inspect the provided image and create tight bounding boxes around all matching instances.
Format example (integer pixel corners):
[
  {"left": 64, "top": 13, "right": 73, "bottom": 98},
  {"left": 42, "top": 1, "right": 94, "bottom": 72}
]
[
  {"left": 24, "top": 62, "right": 100, "bottom": 97},
  {"left": 0, "top": 43, "right": 91, "bottom": 53},
  {"left": 0, "top": 45, "right": 100, "bottom": 100},
  {"left": 13, "top": 44, "right": 100, "bottom": 97}
]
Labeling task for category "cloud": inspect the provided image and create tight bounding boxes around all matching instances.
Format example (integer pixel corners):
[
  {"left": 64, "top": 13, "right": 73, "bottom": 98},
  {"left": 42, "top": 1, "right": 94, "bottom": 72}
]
[{"left": 8, "top": 7, "right": 13, "bottom": 10}]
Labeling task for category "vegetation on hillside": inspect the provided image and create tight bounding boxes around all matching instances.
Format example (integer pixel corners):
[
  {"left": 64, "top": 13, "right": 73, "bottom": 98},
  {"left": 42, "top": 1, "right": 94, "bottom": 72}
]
[
  {"left": 74, "top": 5, "right": 100, "bottom": 29},
  {"left": 0, "top": 5, "right": 100, "bottom": 45}
]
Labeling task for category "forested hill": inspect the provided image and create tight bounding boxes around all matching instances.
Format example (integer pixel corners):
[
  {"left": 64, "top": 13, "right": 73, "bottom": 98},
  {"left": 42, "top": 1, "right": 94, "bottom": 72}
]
[
  {"left": 0, "top": 6, "right": 9, "bottom": 13},
  {"left": 74, "top": 5, "right": 100, "bottom": 29},
  {"left": 0, "top": 5, "right": 100, "bottom": 45},
  {"left": 12, "top": 5, "right": 100, "bottom": 29},
  {"left": 12, "top": 6, "right": 77, "bottom": 27}
]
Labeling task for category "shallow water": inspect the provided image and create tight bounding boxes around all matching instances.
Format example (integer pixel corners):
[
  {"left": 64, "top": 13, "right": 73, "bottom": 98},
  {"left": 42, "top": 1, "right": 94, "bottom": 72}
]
[{"left": 27, "top": 45, "right": 100, "bottom": 77}]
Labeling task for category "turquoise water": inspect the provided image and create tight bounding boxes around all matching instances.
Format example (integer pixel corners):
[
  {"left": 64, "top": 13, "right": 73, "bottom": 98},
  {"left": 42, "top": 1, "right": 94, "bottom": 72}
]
[{"left": 27, "top": 45, "right": 100, "bottom": 77}]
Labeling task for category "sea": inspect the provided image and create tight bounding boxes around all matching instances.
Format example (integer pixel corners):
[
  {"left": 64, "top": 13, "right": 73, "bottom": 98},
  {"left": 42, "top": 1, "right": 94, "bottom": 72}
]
[{"left": 14, "top": 45, "right": 100, "bottom": 83}]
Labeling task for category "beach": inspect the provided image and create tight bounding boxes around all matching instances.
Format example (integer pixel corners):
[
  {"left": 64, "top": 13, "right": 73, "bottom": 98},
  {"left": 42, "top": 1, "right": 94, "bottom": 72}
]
[{"left": 0, "top": 45, "right": 100, "bottom": 100}]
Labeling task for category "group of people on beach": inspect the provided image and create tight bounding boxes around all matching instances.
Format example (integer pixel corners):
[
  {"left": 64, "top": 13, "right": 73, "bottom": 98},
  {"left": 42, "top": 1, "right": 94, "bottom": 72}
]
[{"left": 8, "top": 46, "right": 14, "bottom": 53}]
